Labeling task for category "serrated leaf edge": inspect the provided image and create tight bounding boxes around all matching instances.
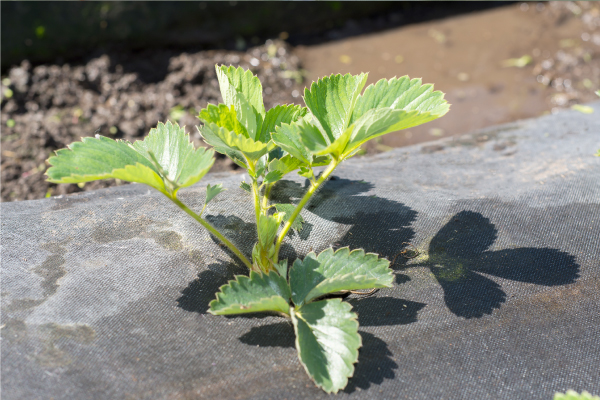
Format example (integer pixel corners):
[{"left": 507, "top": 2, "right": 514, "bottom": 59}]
[{"left": 291, "top": 299, "right": 361, "bottom": 393}]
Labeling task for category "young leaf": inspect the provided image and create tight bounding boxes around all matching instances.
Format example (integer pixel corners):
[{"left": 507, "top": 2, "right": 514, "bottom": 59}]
[
  {"left": 268, "top": 155, "right": 302, "bottom": 178},
  {"left": 289, "top": 247, "right": 393, "bottom": 306},
  {"left": 205, "top": 183, "right": 225, "bottom": 205},
  {"left": 274, "top": 259, "right": 288, "bottom": 280},
  {"left": 216, "top": 65, "right": 266, "bottom": 117},
  {"left": 198, "top": 122, "right": 270, "bottom": 162},
  {"left": 240, "top": 181, "right": 252, "bottom": 193},
  {"left": 303, "top": 73, "right": 368, "bottom": 142},
  {"left": 274, "top": 203, "right": 304, "bottom": 232},
  {"left": 198, "top": 103, "right": 248, "bottom": 138},
  {"left": 264, "top": 170, "right": 284, "bottom": 185},
  {"left": 47, "top": 122, "right": 214, "bottom": 197},
  {"left": 554, "top": 391, "right": 600, "bottom": 400},
  {"left": 209, "top": 271, "right": 291, "bottom": 316},
  {"left": 291, "top": 299, "right": 360, "bottom": 393},
  {"left": 259, "top": 104, "right": 307, "bottom": 143}
]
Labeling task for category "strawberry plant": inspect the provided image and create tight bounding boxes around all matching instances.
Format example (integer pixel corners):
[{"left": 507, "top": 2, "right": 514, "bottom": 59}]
[{"left": 46, "top": 65, "right": 449, "bottom": 393}]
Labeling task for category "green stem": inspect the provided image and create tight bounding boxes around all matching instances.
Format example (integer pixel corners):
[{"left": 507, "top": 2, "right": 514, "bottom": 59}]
[
  {"left": 273, "top": 159, "right": 339, "bottom": 262},
  {"left": 262, "top": 183, "right": 273, "bottom": 214},
  {"left": 169, "top": 195, "right": 253, "bottom": 270},
  {"left": 246, "top": 159, "right": 262, "bottom": 227}
]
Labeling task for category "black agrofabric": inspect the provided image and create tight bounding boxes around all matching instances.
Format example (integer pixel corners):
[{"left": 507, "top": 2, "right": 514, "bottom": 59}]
[{"left": 2, "top": 104, "right": 599, "bottom": 400}]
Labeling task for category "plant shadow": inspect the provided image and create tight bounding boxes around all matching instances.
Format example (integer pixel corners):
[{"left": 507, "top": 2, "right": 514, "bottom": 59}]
[
  {"left": 415, "top": 210, "right": 580, "bottom": 318},
  {"left": 271, "top": 178, "right": 419, "bottom": 276}
]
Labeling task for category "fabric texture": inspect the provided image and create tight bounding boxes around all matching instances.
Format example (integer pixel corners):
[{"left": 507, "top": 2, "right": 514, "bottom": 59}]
[{"left": 2, "top": 103, "right": 599, "bottom": 399}]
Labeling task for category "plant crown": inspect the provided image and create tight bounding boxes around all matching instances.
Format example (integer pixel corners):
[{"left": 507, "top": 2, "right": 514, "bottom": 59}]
[{"left": 46, "top": 65, "right": 448, "bottom": 393}]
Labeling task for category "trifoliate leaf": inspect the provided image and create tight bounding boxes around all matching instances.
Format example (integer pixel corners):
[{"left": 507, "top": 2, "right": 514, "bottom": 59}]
[
  {"left": 259, "top": 104, "right": 307, "bottom": 143},
  {"left": 291, "top": 299, "right": 360, "bottom": 393},
  {"left": 198, "top": 103, "right": 248, "bottom": 138},
  {"left": 216, "top": 65, "right": 266, "bottom": 117},
  {"left": 264, "top": 170, "right": 284, "bottom": 185},
  {"left": 209, "top": 271, "right": 291, "bottom": 316},
  {"left": 350, "top": 76, "right": 449, "bottom": 124},
  {"left": 198, "top": 122, "right": 270, "bottom": 162},
  {"left": 303, "top": 73, "right": 368, "bottom": 142},
  {"left": 131, "top": 122, "right": 214, "bottom": 191},
  {"left": 240, "top": 181, "right": 252, "bottom": 193},
  {"left": 274, "top": 203, "right": 304, "bottom": 232},
  {"left": 205, "top": 183, "right": 225, "bottom": 205},
  {"left": 289, "top": 247, "right": 393, "bottom": 306},
  {"left": 47, "top": 122, "right": 214, "bottom": 197},
  {"left": 554, "top": 390, "right": 600, "bottom": 400}
]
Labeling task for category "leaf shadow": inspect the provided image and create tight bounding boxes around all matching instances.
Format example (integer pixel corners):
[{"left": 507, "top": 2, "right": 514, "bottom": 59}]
[
  {"left": 348, "top": 296, "right": 426, "bottom": 327},
  {"left": 271, "top": 177, "right": 419, "bottom": 280},
  {"left": 238, "top": 321, "right": 295, "bottom": 348},
  {"left": 417, "top": 210, "right": 580, "bottom": 319},
  {"left": 176, "top": 262, "right": 242, "bottom": 314},
  {"left": 343, "top": 332, "right": 397, "bottom": 393}
]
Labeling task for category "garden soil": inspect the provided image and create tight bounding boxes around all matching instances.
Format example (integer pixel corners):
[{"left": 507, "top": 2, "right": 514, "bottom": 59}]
[
  {"left": 2, "top": 2, "right": 600, "bottom": 202},
  {"left": 2, "top": 104, "right": 599, "bottom": 399}
]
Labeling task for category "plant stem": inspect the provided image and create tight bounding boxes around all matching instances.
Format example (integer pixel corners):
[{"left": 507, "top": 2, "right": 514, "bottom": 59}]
[
  {"left": 262, "top": 183, "right": 273, "bottom": 214},
  {"left": 251, "top": 179, "right": 261, "bottom": 225},
  {"left": 169, "top": 195, "right": 253, "bottom": 270},
  {"left": 246, "top": 158, "right": 262, "bottom": 226},
  {"left": 273, "top": 159, "right": 339, "bottom": 262}
]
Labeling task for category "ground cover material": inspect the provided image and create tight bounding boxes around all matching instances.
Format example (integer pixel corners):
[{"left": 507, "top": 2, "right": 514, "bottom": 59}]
[{"left": 1, "top": 104, "right": 599, "bottom": 399}]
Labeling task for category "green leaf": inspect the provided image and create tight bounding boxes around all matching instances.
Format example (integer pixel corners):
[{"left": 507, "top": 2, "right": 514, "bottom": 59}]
[
  {"left": 291, "top": 299, "right": 360, "bottom": 393},
  {"left": 303, "top": 73, "right": 368, "bottom": 142},
  {"left": 209, "top": 271, "right": 291, "bottom": 316},
  {"left": 264, "top": 170, "right": 283, "bottom": 185},
  {"left": 274, "top": 259, "right": 288, "bottom": 279},
  {"left": 344, "top": 107, "right": 439, "bottom": 157},
  {"left": 289, "top": 247, "right": 393, "bottom": 306},
  {"left": 258, "top": 213, "right": 283, "bottom": 247},
  {"left": 47, "top": 122, "right": 214, "bottom": 196},
  {"left": 259, "top": 104, "right": 307, "bottom": 143},
  {"left": 198, "top": 103, "right": 248, "bottom": 138},
  {"left": 350, "top": 76, "right": 449, "bottom": 124},
  {"left": 198, "top": 122, "right": 269, "bottom": 162},
  {"left": 301, "top": 123, "right": 354, "bottom": 158},
  {"left": 216, "top": 65, "right": 266, "bottom": 117},
  {"left": 240, "top": 181, "right": 252, "bottom": 193},
  {"left": 271, "top": 120, "right": 315, "bottom": 165},
  {"left": 233, "top": 92, "right": 258, "bottom": 140},
  {"left": 554, "top": 390, "right": 600, "bottom": 400},
  {"left": 205, "top": 183, "right": 225, "bottom": 205},
  {"left": 131, "top": 122, "right": 214, "bottom": 191},
  {"left": 268, "top": 155, "right": 302, "bottom": 177},
  {"left": 274, "top": 203, "right": 304, "bottom": 232}
]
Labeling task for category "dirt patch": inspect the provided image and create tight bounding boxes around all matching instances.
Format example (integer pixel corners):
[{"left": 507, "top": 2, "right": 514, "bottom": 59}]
[{"left": 1, "top": 40, "right": 304, "bottom": 201}]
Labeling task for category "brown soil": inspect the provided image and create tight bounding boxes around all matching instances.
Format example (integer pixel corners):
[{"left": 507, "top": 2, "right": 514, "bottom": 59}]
[
  {"left": 2, "top": 2, "right": 599, "bottom": 202},
  {"left": 1, "top": 41, "right": 304, "bottom": 201}
]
